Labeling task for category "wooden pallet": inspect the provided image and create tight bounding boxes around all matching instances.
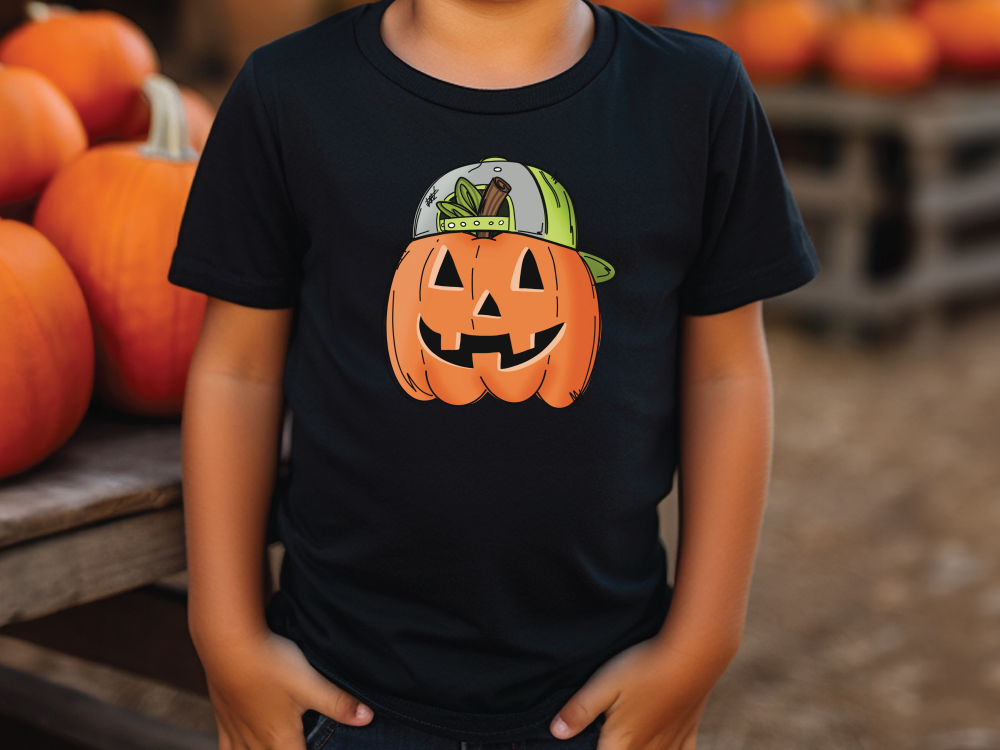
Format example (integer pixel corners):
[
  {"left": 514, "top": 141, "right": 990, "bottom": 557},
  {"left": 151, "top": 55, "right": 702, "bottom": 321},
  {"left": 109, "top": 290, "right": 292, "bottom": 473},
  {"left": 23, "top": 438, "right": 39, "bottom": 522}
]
[{"left": 756, "top": 79, "right": 1000, "bottom": 345}]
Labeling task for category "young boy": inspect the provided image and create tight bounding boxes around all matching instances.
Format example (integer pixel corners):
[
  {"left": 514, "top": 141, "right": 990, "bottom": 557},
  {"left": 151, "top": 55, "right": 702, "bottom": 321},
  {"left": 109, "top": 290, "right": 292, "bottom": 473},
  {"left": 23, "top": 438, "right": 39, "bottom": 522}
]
[{"left": 167, "top": 0, "right": 821, "bottom": 748}]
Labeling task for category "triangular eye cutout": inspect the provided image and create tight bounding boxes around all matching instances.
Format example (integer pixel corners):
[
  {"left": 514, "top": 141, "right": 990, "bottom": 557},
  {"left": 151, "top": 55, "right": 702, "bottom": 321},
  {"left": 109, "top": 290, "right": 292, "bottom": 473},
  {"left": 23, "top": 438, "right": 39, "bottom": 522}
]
[
  {"left": 476, "top": 292, "right": 502, "bottom": 318},
  {"left": 516, "top": 249, "right": 544, "bottom": 290},
  {"left": 432, "top": 250, "right": 463, "bottom": 289}
]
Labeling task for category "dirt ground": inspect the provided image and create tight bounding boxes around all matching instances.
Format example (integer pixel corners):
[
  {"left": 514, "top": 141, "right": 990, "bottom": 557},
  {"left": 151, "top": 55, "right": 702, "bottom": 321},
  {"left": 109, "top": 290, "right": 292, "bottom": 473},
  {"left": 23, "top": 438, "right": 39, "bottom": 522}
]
[{"left": 694, "top": 304, "right": 1000, "bottom": 750}]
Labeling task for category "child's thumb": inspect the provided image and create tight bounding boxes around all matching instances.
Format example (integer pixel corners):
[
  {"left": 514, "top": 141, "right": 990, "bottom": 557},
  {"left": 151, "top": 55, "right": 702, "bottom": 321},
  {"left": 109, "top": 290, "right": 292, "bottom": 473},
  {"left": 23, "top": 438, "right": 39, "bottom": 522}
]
[{"left": 302, "top": 671, "right": 373, "bottom": 726}]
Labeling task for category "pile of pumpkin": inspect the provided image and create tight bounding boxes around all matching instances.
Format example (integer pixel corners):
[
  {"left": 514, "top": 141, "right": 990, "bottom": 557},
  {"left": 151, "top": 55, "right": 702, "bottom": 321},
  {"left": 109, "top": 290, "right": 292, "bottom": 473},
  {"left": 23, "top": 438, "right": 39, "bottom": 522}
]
[
  {"left": 0, "top": 2, "right": 216, "bottom": 480},
  {"left": 662, "top": 0, "right": 1000, "bottom": 91}
]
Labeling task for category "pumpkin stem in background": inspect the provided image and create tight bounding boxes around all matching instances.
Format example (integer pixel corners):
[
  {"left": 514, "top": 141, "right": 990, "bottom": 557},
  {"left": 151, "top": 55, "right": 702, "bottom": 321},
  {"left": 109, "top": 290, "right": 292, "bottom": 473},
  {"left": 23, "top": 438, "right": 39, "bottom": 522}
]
[
  {"left": 25, "top": 2, "right": 77, "bottom": 21},
  {"left": 138, "top": 74, "right": 198, "bottom": 162},
  {"left": 475, "top": 177, "right": 511, "bottom": 239}
]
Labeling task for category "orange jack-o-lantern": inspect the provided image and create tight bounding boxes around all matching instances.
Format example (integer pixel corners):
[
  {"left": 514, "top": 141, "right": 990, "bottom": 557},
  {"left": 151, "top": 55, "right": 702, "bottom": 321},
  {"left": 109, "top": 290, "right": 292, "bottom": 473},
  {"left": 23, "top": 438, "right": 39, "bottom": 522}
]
[{"left": 384, "top": 158, "right": 615, "bottom": 408}]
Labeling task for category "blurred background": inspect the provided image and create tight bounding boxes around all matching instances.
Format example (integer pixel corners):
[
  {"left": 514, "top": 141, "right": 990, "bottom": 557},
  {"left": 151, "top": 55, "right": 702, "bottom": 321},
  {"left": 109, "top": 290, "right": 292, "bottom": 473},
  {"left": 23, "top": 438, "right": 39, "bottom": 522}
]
[{"left": 0, "top": 1, "right": 998, "bottom": 749}]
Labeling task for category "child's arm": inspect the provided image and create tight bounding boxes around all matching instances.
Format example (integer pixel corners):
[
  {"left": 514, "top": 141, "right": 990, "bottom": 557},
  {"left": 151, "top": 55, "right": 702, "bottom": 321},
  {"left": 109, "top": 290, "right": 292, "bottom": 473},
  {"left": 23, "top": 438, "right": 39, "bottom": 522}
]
[
  {"left": 550, "top": 300, "right": 773, "bottom": 749},
  {"left": 182, "top": 297, "right": 373, "bottom": 749},
  {"left": 183, "top": 297, "right": 291, "bottom": 650},
  {"left": 663, "top": 298, "right": 773, "bottom": 661}
]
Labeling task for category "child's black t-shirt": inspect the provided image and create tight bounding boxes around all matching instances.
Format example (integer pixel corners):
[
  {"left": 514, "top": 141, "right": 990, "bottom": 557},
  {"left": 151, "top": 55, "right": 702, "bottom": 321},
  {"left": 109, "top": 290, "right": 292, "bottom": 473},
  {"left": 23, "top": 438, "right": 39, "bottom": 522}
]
[{"left": 167, "top": 0, "right": 820, "bottom": 742}]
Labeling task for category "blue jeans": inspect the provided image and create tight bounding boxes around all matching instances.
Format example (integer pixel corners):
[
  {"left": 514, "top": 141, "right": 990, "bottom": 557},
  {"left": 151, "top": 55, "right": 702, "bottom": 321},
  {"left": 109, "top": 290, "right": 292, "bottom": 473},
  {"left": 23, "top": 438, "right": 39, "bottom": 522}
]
[{"left": 302, "top": 708, "right": 608, "bottom": 750}]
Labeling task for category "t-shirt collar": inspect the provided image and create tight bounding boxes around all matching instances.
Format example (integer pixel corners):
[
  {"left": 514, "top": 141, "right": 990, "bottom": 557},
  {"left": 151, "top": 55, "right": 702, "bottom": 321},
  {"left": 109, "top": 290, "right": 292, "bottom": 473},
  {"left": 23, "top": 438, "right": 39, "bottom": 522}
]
[{"left": 354, "top": 0, "right": 617, "bottom": 114}]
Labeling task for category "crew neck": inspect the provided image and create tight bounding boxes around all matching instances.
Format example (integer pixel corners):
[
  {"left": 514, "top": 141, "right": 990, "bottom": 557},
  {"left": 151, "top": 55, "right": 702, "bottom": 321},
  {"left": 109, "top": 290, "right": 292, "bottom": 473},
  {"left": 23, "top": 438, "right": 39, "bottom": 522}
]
[{"left": 354, "top": 0, "right": 617, "bottom": 114}]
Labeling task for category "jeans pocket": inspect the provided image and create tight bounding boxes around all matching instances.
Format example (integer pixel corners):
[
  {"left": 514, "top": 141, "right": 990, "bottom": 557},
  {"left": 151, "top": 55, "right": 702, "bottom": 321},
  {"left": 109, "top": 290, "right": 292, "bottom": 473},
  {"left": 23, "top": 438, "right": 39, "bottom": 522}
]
[{"left": 304, "top": 711, "right": 340, "bottom": 750}]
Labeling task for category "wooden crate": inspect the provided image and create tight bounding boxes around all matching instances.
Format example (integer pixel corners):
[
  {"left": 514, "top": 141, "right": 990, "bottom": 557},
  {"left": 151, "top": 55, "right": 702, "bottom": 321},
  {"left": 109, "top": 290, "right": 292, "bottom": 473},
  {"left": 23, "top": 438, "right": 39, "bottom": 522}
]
[{"left": 756, "top": 79, "right": 1000, "bottom": 344}]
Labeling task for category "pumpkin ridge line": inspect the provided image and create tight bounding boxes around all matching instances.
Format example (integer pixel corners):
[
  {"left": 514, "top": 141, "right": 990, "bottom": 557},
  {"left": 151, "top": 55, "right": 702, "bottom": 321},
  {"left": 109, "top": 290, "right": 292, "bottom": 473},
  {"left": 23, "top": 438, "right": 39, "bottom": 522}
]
[
  {"left": 389, "top": 290, "right": 411, "bottom": 392},
  {"left": 424, "top": 370, "right": 439, "bottom": 400},
  {"left": 109, "top": 157, "right": 153, "bottom": 341},
  {"left": 0, "top": 257, "right": 58, "bottom": 421},
  {"left": 534, "top": 366, "right": 548, "bottom": 400},
  {"left": 418, "top": 247, "right": 434, "bottom": 302},
  {"left": 410, "top": 372, "right": 432, "bottom": 397},
  {"left": 478, "top": 374, "right": 494, "bottom": 401},
  {"left": 581, "top": 314, "right": 598, "bottom": 394}
]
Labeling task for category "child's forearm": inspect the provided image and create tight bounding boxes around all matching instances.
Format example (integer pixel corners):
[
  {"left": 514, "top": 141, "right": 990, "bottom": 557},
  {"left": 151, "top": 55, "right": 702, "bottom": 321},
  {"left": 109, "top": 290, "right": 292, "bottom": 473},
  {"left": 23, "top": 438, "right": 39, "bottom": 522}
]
[
  {"left": 182, "top": 368, "right": 285, "bottom": 648},
  {"left": 653, "top": 321, "right": 773, "bottom": 674},
  {"left": 180, "top": 301, "right": 293, "bottom": 652}
]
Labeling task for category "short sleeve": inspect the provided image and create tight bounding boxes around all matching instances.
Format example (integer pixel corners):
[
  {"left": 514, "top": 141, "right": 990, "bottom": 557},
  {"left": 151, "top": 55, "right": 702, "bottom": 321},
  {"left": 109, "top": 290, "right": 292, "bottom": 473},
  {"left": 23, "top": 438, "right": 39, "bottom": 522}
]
[
  {"left": 167, "top": 50, "right": 305, "bottom": 309},
  {"left": 678, "top": 50, "right": 821, "bottom": 316}
]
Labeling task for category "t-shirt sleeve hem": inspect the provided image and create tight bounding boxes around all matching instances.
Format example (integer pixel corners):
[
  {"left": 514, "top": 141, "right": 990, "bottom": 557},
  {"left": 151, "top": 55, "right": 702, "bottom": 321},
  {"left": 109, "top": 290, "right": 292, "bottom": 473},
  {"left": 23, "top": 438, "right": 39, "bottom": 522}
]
[
  {"left": 679, "top": 249, "right": 821, "bottom": 316},
  {"left": 167, "top": 254, "right": 298, "bottom": 309}
]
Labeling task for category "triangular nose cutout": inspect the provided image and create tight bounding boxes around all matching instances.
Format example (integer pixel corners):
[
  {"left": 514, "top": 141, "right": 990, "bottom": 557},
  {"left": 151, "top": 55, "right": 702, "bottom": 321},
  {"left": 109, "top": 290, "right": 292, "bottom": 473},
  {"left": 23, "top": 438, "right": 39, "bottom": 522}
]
[{"left": 475, "top": 292, "right": 502, "bottom": 318}]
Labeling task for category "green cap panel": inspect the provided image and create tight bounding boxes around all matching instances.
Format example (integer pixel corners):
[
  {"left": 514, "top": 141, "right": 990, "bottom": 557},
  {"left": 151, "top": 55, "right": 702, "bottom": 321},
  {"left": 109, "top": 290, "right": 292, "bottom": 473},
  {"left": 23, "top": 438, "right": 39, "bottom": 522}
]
[{"left": 527, "top": 165, "right": 576, "bottom": 250}]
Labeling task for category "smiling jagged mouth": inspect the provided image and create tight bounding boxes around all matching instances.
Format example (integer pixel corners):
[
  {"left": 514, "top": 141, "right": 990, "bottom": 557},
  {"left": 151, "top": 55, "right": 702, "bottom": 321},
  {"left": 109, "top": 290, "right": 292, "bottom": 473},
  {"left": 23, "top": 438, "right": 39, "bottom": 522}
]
[{"left": 417, "top": 316, "right": 565, "bottom": 370}]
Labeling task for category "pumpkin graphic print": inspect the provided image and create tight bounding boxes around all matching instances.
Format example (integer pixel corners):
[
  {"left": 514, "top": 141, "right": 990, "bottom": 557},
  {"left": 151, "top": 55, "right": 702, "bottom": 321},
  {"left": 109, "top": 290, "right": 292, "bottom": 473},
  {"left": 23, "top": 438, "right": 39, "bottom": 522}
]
[{"left": 385, "top": 157, "right": 615, "bottom": 408}]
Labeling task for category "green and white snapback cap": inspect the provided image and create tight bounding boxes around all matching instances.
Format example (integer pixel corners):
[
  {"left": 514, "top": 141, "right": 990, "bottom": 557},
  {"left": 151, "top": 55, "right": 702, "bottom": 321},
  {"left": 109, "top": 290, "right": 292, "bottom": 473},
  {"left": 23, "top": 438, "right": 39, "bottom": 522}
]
[{"left": 412, "top": 156, "right": 614, "bottom": 282}]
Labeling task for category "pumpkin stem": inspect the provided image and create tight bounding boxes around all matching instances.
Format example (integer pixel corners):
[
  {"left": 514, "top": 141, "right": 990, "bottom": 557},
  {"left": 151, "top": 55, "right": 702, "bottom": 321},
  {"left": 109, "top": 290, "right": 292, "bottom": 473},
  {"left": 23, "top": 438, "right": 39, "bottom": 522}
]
[
  {"left": 474, "top": 178, "right": 511, "bottom": 239},
  {"left": 25, "top": 2, "right": 77, "bottom": 21},
  {"left": 138, "top": 73, "right": 198, "bottom": 162}
]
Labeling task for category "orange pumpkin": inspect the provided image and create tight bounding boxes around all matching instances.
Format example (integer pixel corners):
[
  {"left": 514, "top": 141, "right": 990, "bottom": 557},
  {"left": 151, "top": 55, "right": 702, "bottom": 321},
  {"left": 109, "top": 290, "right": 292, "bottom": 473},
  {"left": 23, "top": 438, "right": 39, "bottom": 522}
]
[
  {"left": 0, "top": 218, "right": 94, "bottom": 480},
  {"left": 118, "top": 84, "right": 216, "bottom": 153},
  {"left": 0, "top": 1, "right": 159, "bottom": 143},
  {"left": 914, "top": 0, "right": 1000, "bottom": 72},
  {"left": 33, "top": 74, "right": 204, "bottom": 416},
  {"left": 386, "top": 231, "right": 602, "bottom": 408},
  {"left": 0, "top": 62, "right": 86, "bottom": 205},
  {"left": 825, "top": 10, "right": 939, "bottom": 91},
  {"left": 722, "top": 0, "right": 829, "bottom": 82}
]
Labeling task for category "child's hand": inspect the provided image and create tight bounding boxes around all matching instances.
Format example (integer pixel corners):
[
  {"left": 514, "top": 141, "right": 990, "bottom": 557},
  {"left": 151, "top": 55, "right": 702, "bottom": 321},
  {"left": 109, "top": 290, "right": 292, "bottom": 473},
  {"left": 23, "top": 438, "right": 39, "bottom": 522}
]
[
  {"left": 549, "top": 636, "right": 728, "bottom": 750},
  {"left": 197, "top": 627, "right": 373, "bottom": 750}
]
